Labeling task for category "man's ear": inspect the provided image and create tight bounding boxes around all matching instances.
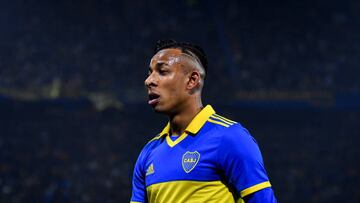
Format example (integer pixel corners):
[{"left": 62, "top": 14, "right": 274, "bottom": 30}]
[{"left": 187, "top": 71, "right": 201, "bottom": 91}]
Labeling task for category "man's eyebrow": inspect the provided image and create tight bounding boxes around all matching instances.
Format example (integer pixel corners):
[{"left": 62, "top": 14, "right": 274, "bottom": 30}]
[
  {"left": 156, "top": 62, "right": 165, "bottom": 67},
  {"left": 149, "top": 62, "right": 165, "bottom": 71},
  {"left": 155, "top": 62, "right": 166, "bottom": 69}
]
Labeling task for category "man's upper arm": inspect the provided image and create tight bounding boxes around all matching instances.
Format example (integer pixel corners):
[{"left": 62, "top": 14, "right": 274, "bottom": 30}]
[
  {"left": 217, "top": 125, "right": 276, "bottom": 201},
  {"left": 130, "top": 147, "right": 148, "bottom": 203}
]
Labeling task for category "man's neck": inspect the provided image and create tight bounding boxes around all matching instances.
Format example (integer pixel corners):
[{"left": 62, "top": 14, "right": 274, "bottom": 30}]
[{"left": 169, "top": 100, "right": 203, "bottom": 136}]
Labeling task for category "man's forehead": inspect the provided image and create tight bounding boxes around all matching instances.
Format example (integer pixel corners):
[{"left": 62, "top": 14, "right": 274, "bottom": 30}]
[{"left": 150, "top": 48, "right": 183, "bottom": 65}]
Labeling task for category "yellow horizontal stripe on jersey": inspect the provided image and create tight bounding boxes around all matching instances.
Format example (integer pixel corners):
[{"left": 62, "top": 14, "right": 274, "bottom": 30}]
[
  {"left": 146, "top": 180, "right": 237, "bottom": 203},
  {"left": 240, "top": 181, "right": 271, "bottom": 197},
  {"left": 213, "top": 114, "right": 236, "bottom": 124},
  {"left": 207, "top": 118, "right": 230, "bottom": 127},
  {"left": 210, "top": 115, "right": 235, "bottom": 125}
]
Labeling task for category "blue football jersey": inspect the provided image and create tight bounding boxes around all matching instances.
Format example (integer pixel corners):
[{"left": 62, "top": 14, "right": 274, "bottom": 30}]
[{"left": 131, "top": 105, "right": 273, "bottom": 203}]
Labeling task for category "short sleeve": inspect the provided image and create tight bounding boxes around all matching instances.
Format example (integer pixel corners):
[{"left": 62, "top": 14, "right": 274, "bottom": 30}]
[
  {"left": 130, "top": 148, "right": 147, "bottom": 203},
  {"left": 217, "top": 125, "right": 272, "bottom": 198},
  {"left": 243, "top": 187, "right": 277, "bottom": 203}
]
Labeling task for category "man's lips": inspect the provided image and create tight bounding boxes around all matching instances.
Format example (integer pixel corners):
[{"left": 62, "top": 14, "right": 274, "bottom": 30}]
[{"left": 148, "top": 93, "right": 160, "bottom": 106}]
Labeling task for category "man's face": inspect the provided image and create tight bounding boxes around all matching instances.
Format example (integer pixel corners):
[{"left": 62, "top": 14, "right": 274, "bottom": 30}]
[{"left": 145, "top": 48, "right": 190, "bottom": 114}]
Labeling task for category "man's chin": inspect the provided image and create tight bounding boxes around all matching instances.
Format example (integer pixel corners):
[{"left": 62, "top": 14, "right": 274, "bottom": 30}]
[
  {"left": 151, "top": 105, "right": 169, "bottom": 114},
  {"left": 152, "top": 107, "right": 165, "bottom": 113}
]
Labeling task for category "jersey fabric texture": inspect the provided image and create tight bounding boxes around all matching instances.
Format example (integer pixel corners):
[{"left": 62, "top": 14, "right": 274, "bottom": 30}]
[{"left": 131, "top": 105, "right": 274, "bottom": 203}]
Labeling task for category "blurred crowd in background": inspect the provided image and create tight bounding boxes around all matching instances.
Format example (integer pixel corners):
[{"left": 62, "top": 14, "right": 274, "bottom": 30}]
[
  {"left": 0, "top": 0, "right": 359, "bottom": 101},
  {"left": 0, "top": 0, "right": 359, "bottom": 202}
]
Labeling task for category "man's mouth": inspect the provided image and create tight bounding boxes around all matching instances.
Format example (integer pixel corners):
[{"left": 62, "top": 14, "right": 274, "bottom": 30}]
[{"left": 148, "top": 93, "right": 160, "bottom": 106}]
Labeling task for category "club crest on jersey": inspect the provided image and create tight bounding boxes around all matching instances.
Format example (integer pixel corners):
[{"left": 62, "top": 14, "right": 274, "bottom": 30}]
[{"left": 182, "top": 151, "right": 200, "bottom": 173}]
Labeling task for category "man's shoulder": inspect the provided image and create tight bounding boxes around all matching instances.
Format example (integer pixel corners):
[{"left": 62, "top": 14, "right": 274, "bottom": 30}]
[
  {"left": 136, "top": 133, "right": 164, "bottom": 161},
  {"left": 147, "top": 133, "right": 165, "bottom": 144},
  {"left": 206, "top": 113, "right": 255, "bottom": 144},
  {"left": 206, "top": 113, "right": 243, "bottom": 133},
  {"left": 142, "top": 132, "right": 167, "bottom": 151}
]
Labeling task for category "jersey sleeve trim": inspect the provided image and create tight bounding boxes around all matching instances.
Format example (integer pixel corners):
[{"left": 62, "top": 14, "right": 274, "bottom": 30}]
[
  {"left": 212, "top": 114, "right": 237, "bottom": 124},
  {"left": 130, "top": 201, "right": 142, "bottom": 203},
  {"left": 240, "top": 181, "right": 272, "bottom": 197},
  {"left": 207, "top": 118, "right": 230, "bottom": 127}
]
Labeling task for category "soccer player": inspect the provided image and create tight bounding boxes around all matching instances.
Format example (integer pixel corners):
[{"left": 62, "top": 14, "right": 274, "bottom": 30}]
[{"left": 130, "top": 39, "right": 277, "bottom": 203}]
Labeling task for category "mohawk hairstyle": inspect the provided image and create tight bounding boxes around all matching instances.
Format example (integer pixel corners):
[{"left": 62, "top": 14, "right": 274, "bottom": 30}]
[{"left": 155, "top": 39, "right": 208, "bottom": 79}]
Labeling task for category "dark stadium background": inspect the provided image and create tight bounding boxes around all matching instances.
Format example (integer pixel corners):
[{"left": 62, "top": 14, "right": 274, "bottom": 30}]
[{"left": 0, "top": 0, "right": 359, "bottom": 202}]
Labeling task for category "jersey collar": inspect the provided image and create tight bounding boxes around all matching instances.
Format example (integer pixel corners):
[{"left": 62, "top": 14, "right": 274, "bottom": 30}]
[{"left": 159, "top": 105, "right": 216, "bottom": 137}]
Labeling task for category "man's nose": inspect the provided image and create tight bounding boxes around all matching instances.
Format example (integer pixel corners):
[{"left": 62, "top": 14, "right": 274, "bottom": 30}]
[{"left": 145, "top": 73, "right": 156, "bottom": 87}]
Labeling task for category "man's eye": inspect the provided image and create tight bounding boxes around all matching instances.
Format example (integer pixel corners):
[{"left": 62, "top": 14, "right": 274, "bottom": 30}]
[{"left": 159, "top": 70, "right": 167, "bottom": 75}]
